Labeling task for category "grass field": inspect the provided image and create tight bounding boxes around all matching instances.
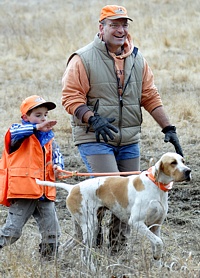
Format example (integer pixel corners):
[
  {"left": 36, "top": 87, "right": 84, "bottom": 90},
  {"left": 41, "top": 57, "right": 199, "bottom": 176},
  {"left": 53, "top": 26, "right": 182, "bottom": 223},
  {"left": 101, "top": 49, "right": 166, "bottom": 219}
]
[{"left": 0, "top": 0, "right": 199, "bottom": 277}]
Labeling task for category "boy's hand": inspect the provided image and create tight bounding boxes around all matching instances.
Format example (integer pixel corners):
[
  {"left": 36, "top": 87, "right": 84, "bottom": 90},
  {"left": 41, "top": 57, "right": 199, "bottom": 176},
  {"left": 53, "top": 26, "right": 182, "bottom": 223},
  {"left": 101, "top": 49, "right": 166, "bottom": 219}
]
[
  {"left": 53, "top": 165, "right": 62, "bottom": 179},
  {"left": 36, "top": 120, "right": 57, "bottom": 132}
]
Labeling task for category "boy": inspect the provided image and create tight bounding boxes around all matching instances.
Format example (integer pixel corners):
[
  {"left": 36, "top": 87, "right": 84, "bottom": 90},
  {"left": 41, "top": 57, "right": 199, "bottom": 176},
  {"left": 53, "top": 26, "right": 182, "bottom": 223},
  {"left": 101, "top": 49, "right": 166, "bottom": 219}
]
[{"left": 0, "top": 95, "right": 64, "bottom": 259}]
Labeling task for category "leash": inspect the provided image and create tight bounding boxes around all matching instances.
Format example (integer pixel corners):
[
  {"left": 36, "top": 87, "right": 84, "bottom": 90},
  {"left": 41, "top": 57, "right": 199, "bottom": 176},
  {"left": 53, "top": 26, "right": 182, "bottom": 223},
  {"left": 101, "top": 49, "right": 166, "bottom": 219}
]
[{"left": 57, "top": 169, "right": 141, "bottom": 179}]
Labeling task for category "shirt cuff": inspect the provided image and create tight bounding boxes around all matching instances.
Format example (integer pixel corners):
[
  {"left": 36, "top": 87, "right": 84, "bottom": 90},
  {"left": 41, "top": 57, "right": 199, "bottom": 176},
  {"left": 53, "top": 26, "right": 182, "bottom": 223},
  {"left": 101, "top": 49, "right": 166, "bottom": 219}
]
[{"left": 74, "top": 104, "right": 91, "bottom": 122}]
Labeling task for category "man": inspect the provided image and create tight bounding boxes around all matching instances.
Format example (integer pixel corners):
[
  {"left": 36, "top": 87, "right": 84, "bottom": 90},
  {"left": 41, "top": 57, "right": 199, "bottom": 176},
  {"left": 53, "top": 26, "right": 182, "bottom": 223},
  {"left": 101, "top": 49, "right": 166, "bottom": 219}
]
[{"left": 62, "top": 5, "right": 183, "bottom": 254}]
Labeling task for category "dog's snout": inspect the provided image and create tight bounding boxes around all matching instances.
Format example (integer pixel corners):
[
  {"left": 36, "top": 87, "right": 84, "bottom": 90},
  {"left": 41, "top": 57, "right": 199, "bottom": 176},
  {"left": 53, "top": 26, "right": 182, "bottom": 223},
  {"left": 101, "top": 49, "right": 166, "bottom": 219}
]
[
  {"left": 184, "top": 168, "right": 191, "bottom": 181},
  {"left": 185, "top": 169, "right": 191, "bottom": 174}
]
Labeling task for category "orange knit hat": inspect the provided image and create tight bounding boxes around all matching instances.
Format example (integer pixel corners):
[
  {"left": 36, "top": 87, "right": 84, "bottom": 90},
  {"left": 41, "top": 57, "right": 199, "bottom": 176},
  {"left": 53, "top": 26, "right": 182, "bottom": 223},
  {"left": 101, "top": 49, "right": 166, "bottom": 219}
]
[
  {"left": 99, "top": 5, "right": 133, "bottom": 22},
  {"left": 20, "top": 95, "right": 56, "bottom": 116}
]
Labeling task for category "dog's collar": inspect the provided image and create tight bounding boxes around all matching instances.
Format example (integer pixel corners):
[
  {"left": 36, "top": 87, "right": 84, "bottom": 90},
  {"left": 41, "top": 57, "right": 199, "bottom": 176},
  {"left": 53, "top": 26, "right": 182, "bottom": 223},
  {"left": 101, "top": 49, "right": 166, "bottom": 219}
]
[{"left": 145, "top": 167, "right": 173, "bottom": 192}]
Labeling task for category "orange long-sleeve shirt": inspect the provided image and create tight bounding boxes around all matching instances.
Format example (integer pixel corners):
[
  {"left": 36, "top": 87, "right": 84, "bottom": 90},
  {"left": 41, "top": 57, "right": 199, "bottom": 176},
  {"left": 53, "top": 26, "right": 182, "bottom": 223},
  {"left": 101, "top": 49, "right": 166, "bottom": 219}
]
[{"left": 62, "top": 34, "right": 162, "bottom": 117}]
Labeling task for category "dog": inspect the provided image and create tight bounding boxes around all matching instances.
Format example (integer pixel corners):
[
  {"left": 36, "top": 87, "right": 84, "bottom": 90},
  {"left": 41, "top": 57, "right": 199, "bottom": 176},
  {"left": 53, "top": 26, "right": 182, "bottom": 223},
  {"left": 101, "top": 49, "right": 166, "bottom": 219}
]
[{"left": 36, "top": 152, "right": 191, "bottom": 272}]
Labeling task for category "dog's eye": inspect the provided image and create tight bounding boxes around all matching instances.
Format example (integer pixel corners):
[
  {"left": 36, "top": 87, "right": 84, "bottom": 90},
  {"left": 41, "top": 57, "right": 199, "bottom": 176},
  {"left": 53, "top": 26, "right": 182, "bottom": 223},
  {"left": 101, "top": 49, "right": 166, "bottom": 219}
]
[{"left": 171, "top": 160, "right": 177, "bottom": 165}]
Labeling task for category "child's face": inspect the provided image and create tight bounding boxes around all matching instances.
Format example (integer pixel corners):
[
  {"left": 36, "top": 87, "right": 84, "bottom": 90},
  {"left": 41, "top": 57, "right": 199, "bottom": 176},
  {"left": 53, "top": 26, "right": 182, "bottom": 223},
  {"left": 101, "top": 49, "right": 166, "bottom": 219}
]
[{"left": 24, "top": 106, "right": 49, "bottom": 124}]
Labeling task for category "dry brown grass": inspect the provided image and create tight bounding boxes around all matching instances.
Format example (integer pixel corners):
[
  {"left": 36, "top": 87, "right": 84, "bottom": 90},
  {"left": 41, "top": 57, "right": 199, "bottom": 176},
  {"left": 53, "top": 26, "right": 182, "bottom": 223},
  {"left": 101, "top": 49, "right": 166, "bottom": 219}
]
[{"left": 0, "top": 0, "right": 199, "bottom": 277}]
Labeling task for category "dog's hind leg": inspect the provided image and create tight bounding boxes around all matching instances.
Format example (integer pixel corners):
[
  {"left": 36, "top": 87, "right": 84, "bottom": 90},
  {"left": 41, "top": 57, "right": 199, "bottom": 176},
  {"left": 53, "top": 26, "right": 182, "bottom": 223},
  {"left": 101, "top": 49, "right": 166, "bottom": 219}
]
[
  {"left": 60, "top": 220, "right": 82, "bottom": 253},
  {"left": 80, "top": 212, "right": 99, "bottom": 273}
]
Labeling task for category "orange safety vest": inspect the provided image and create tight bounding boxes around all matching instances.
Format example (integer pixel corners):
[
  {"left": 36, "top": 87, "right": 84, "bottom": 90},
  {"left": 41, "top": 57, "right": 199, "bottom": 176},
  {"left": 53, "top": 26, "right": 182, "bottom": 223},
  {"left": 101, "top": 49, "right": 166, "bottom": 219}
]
[{"left": 0, "top": 129, "right": 56, "bottom": 207}]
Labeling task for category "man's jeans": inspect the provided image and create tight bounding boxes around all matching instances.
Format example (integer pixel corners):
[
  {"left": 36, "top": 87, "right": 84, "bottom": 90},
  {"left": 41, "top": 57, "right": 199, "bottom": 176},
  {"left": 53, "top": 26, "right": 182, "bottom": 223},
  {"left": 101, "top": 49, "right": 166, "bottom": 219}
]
[{"left": 78, "top": 142, "right": 140, "bottom": 173}]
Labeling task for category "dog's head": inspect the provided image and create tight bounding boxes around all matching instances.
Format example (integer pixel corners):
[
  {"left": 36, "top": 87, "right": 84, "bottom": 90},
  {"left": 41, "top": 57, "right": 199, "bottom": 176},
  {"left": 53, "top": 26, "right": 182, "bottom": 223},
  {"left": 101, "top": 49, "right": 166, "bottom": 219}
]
[{"left": 154, "top": 152, "right": 191, "bottom": 183}]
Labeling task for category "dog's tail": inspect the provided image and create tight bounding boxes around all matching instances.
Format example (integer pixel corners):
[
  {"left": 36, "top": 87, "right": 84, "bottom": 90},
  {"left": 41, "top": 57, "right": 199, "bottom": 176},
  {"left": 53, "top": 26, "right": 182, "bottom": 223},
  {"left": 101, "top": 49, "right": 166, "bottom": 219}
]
[{"left": 35, "top": 178, "right": 73, "bottom": 192}]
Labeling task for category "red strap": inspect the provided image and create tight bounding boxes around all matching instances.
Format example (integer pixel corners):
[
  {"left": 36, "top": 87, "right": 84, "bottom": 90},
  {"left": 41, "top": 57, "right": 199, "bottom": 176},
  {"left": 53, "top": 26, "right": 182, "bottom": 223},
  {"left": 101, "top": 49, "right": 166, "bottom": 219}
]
[{"left": 57, "top": 169, "right": 141, "bottom": 179}]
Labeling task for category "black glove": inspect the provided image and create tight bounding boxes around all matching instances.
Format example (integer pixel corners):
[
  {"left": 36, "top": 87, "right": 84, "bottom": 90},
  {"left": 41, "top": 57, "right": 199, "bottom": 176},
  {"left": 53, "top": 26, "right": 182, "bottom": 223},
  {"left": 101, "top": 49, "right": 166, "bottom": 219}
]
[
  {"left": 87, "top": 112, "right": 118, "bottom": 143},
  {"left": 162, "top": 125, "right": 183, "bottom": 157}
]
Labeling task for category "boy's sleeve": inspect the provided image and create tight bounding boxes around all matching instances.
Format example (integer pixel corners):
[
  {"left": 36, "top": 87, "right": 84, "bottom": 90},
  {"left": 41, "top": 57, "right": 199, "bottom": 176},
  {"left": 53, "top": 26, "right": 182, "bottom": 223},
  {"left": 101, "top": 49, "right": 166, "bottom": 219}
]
[{"left": 10, "top": 123, "right": 36, "bottom": 147}]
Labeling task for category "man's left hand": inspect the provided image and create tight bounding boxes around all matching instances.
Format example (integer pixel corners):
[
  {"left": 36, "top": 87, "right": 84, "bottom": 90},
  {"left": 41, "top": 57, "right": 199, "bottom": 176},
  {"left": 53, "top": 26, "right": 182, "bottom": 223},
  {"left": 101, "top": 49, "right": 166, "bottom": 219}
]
[{"left": 162, "top": 125, "right": 184, "bottom": 157}]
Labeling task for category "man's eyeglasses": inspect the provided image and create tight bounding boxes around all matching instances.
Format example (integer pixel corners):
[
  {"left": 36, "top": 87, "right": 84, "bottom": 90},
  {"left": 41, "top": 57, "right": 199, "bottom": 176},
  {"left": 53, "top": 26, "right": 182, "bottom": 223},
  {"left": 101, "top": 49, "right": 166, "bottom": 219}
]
[{"left": 107, "top": 23, "right": 129, "bottom": 30}]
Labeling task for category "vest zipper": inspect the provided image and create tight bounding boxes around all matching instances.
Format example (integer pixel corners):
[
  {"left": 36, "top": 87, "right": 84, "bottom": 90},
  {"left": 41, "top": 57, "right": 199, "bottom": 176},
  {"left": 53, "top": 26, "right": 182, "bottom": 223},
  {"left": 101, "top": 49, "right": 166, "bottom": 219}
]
[
  {"left": 116, "top": 76, "right": 123, "bottom": 146},
  {"left": 43, "top": 146, "right": 46, "bottom": 195},
  {"left": 117, "top": 49, "right": 139, "bottom": 146}
]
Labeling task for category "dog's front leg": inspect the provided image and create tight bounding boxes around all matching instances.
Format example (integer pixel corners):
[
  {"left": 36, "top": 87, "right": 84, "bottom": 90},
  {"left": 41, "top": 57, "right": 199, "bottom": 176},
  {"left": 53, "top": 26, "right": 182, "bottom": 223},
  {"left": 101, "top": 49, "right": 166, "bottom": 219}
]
[
  {"left": 129, "top": 218, "right": 163, "bottom": 264},
  {"left": 149, "top": 225, "right": 162, "bottom": 268}
]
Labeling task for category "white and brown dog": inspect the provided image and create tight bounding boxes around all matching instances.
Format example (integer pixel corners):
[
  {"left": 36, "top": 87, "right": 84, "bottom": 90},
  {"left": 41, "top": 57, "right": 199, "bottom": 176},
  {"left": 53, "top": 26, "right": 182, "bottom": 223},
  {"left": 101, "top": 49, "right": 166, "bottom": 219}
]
[{"left": 36, "top": 152, "right": 191, "bottom": 272}]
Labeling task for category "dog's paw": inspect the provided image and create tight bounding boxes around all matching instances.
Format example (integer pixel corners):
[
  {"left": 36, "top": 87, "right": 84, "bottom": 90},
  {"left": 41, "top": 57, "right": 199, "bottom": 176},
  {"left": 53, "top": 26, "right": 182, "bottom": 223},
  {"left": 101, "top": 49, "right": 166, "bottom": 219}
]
[{"left": 152, "top": 258, "right": 162, "bottom": 269}]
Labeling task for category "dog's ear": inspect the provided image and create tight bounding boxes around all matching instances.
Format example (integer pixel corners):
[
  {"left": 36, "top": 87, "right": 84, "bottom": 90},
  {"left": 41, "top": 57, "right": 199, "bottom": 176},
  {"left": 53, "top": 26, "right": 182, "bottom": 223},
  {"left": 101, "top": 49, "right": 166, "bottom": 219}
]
[
  {"left": 149, "top": 157, "right": 155, "bottom": 168},
  {"left": 154, "top": 160, "right": 163, "bottom": 182}
]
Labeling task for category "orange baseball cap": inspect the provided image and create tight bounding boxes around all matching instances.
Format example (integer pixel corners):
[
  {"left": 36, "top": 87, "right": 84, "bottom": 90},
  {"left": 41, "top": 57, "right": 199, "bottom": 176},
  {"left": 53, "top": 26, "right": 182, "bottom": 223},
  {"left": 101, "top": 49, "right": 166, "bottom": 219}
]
[
  {"left": 20, "top": 95, "right": 56, "bottom": 116},
  {"left": 99, "top": 5, "right": 133, "bottom": 22}
]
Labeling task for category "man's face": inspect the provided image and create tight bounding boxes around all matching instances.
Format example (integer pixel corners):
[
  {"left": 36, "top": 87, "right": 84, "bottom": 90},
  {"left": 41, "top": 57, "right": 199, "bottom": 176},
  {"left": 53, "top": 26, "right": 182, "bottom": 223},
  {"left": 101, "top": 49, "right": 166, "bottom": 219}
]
[{"left": 99, "top": 18, "right": 129, "bottom": 52}]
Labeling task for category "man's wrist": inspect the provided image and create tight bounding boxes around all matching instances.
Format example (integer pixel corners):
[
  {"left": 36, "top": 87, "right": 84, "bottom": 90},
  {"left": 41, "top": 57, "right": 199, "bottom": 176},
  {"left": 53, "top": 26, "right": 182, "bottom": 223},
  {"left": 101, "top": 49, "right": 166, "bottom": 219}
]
[
  {"left": 83, "top": 111, "right": 94, "bottom": 123},
  {"left": 162, "top": 125, "right": 176, "bottom": 134},
  {"left": 74, "top": 104, "right": 91, "bottom": 122}
]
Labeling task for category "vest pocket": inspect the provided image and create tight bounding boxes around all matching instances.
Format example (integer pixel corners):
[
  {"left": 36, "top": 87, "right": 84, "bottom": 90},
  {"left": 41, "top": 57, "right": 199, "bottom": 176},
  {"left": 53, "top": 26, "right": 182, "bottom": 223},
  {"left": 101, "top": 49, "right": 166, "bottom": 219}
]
[
  {"left": 8, "top": 167, "right": 42, "bottom": 178},
  {"left": 7, "top": 167, "right": 43, "bottom": 198}
]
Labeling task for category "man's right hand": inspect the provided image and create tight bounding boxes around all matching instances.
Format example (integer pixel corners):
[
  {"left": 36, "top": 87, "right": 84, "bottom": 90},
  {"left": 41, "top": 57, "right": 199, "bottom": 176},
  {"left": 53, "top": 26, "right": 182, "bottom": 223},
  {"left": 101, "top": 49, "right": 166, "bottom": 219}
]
[{"left": 87, "top": 113, "right": 118, "bottom": 143}]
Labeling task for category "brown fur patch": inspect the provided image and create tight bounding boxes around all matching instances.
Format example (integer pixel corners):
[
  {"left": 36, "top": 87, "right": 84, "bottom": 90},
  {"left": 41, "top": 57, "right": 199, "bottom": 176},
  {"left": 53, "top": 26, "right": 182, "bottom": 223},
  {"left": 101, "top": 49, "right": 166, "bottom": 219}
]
[
  {"left": 66, "top": 186, "right": 82, "bottom": 214},
  {"left": 133, "top": 176, "right": 145, "bottom": 191},
  {"left": 96, "top": 177, "right": 129, "bottom": 208},
  {"left": 160, "top": 156, "right": 174, "bottom": 177}
]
